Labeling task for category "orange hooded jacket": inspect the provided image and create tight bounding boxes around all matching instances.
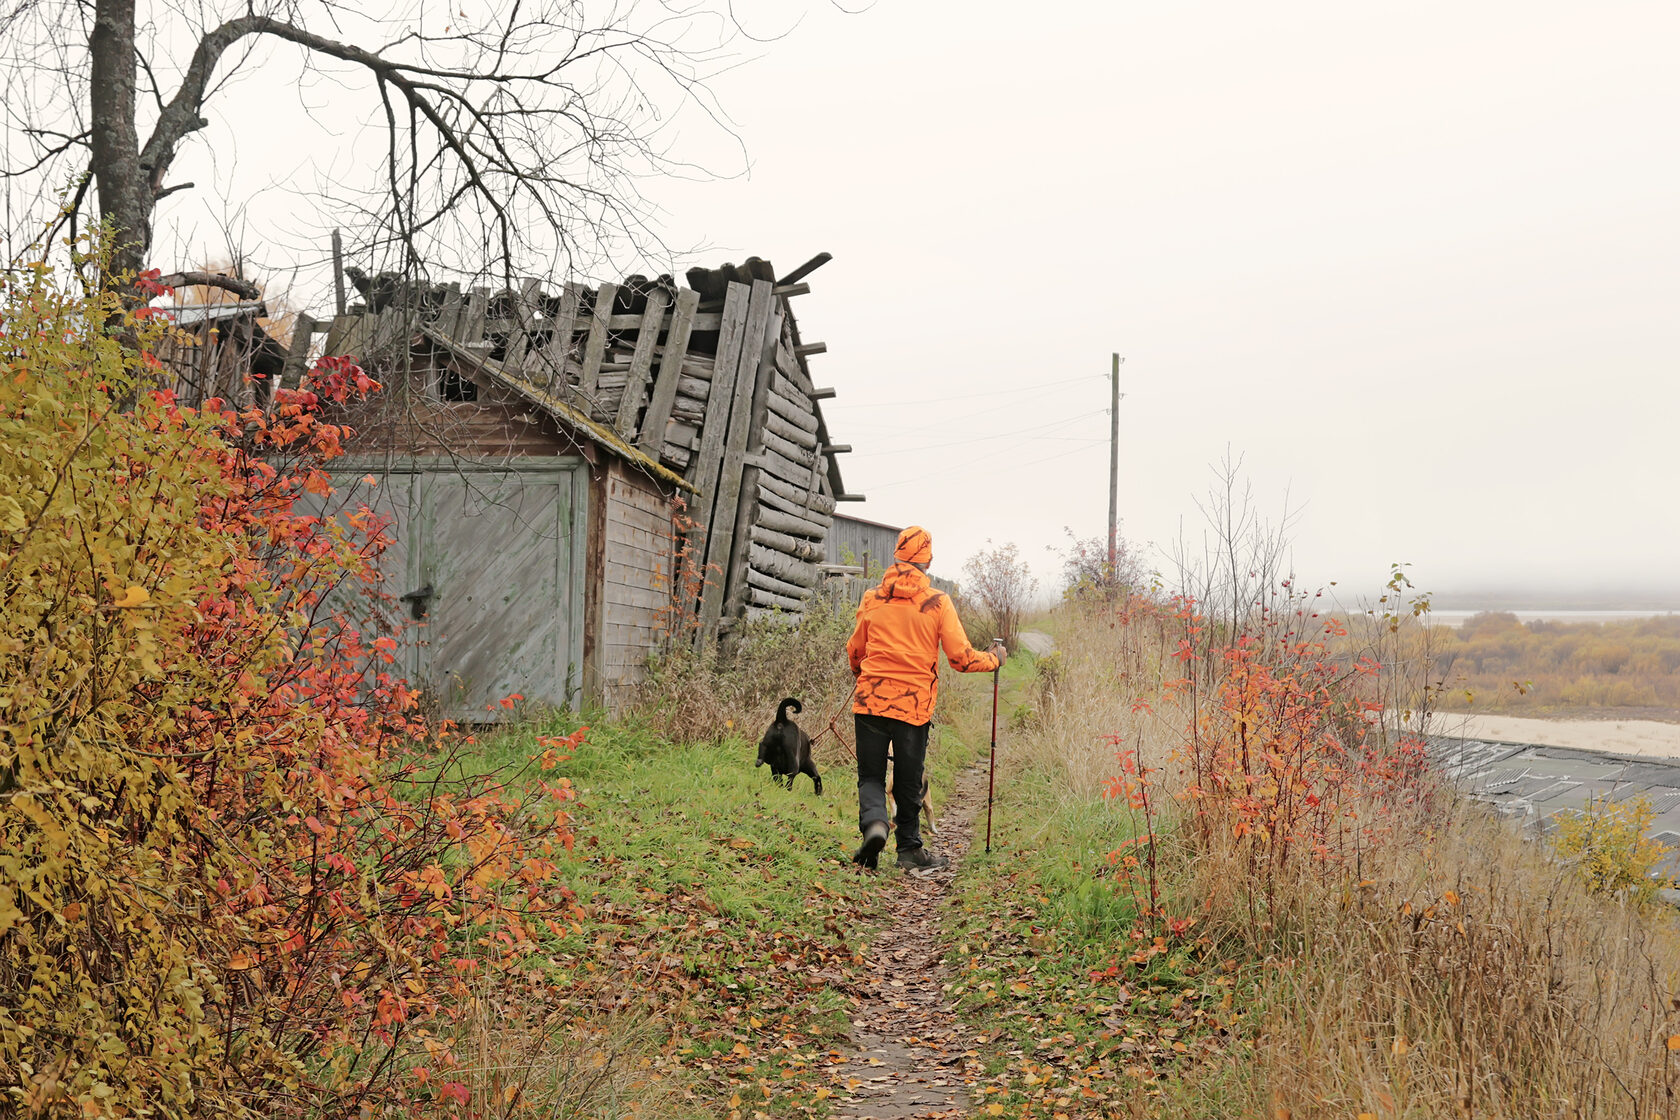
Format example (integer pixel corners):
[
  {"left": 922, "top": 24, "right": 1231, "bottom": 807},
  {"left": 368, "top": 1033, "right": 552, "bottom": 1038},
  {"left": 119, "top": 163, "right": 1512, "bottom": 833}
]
[{"left": 846, "top": 562, "right": 1000, "bottom": 725}]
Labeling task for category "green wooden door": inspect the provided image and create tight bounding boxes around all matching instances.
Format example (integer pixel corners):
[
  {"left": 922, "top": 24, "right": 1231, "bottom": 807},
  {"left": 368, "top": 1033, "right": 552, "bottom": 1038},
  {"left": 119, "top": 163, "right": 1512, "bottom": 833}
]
[{"left": 331, "top": 459, "right": 588, "bottom": 721}]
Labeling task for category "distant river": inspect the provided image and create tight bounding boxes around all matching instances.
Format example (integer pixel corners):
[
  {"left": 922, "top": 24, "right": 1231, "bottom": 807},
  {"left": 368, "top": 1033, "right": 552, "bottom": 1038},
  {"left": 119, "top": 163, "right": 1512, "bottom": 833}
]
[{"left": 1427, "top": 609, "right": 1680, "bottom": 629}]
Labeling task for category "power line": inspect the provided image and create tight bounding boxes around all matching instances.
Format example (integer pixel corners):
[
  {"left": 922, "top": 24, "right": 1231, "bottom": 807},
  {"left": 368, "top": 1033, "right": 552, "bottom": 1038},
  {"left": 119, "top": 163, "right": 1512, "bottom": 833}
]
[{"left": 853, "top": 409, "right": 1107, "bottom": 457}]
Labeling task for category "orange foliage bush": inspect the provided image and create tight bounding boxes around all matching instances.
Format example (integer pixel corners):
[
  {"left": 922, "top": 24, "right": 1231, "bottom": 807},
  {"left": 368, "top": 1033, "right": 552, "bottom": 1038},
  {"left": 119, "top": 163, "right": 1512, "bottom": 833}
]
[
  {"left": 1, "top": 259, "right": 576, "bottom": 1118},
  {"left": 1106, "top": 595, "right": 1433, "bottom": 933}
]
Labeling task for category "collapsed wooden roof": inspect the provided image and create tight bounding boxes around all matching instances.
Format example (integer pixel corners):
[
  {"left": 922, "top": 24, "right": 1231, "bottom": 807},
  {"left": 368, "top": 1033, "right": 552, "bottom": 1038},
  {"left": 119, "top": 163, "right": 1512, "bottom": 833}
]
[{"left": 301, "top": 251, "right": 860, "bottom": 636}]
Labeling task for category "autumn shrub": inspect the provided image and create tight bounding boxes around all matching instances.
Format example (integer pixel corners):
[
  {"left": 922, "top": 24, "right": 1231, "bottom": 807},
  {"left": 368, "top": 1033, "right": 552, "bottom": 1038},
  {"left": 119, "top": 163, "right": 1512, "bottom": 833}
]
[
  {"left": 0, "top": 257, "right": 576, "bottom": 1119},
  {"left": 1067, "top": 593, "right": 1680, "bottom": 1116},
  {"left": 1429, "top": 612, "right": 1680, "bottom": 716},
  {"left": 1549, "top": 793, "right": 1675, "bottom": 903}
]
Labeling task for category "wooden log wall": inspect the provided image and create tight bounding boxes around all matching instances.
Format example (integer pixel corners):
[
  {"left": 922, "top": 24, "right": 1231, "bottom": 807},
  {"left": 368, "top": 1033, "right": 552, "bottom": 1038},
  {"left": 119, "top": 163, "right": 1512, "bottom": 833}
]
[{"left": 321, "top": 255, "right": 856, "bottom": 638}]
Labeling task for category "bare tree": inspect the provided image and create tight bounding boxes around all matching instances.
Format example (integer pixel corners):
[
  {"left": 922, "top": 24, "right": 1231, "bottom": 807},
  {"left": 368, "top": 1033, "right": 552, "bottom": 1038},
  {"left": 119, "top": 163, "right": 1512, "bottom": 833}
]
[
  {"left": 0, "top": 0, "right": 757, "bottom": 290},
  {"left": 962, "top": 541, "right": 1037, "bottom": 651}
]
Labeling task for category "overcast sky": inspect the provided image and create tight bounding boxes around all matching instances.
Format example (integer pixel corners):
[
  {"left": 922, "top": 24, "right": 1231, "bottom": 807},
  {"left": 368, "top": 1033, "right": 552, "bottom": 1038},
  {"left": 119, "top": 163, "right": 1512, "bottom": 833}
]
[{"left": 142, "top": 1, "right": 1680, "bottom": 603}]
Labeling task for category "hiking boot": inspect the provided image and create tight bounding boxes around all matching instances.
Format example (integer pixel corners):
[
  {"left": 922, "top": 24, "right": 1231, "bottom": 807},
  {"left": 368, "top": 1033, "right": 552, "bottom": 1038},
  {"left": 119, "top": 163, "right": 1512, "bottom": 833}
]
[
  {"left": 852, "top": 821, "right": 888, "bottom": 869},
  {"left": 896, "top": 847, "right": 949, "bottom": 872}
]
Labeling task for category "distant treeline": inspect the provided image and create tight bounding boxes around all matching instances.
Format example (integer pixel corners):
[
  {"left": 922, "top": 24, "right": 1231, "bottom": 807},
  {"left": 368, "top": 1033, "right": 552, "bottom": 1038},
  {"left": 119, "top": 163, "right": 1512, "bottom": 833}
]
[{"left": 1429, "top": 613, "right": 1680, "bottom": 716}]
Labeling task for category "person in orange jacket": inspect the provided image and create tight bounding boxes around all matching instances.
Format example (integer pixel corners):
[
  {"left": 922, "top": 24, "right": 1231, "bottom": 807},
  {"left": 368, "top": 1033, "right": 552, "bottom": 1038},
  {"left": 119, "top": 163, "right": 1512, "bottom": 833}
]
[{"left": 847, "top": 525, "right": 1005, "bottom": 871}]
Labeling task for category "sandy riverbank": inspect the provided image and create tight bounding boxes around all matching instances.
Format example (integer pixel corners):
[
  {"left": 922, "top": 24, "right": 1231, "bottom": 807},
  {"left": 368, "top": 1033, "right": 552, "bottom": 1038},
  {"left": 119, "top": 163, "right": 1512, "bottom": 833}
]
[{"left": 1429, "top": 713, "right": 1680, "bottom": 760}]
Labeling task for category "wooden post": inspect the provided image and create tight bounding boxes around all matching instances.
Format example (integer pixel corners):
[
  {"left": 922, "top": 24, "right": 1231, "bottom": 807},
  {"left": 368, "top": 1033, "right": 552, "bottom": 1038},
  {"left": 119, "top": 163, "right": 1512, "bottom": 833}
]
[
  {"left": 615, "top": 287, "right": 671, "bottom": 437},
  {"left": 720, "top": 296, "right": 787, "bottom": 622},
  {"left": 1108, "top": 353, "right": 1123, "bottom": 575},
  {"left": 686, "top": 283, "right": 751, "bottom": 640},
  {"left": 698, "top": 279, "right": 775, "bottom": 641},
  {"left": 331, "top": 229, "right": 347, "bottom": 316},
  {"left": 638, "top": 288, "right": 700, "bottom": 457},
  {"left": 577, "top": 281, "right": 619, "bottom": 403}
]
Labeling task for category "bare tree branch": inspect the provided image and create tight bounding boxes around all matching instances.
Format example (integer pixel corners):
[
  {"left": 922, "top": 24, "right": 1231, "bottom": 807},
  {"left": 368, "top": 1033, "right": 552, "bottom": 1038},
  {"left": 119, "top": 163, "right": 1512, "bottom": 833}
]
[
  {"left": 154, "top": 269, "right": 262, "bottom": 299},
  {"left": 2, "top": 0, "right": 799, "bottom": 297}
]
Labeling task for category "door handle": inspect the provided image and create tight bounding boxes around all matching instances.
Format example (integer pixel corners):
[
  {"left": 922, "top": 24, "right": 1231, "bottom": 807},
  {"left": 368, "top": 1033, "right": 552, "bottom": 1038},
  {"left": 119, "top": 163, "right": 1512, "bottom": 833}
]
[{"left": 399, "top": 584, "right": 434, "bottom": 620}]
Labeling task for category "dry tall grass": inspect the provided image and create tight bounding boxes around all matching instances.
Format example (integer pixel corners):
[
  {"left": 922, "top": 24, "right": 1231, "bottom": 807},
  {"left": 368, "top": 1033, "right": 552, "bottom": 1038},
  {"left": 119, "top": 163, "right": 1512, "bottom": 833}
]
[
  {"left": 1034, "top": 598, "right": 1680, "bottom": 1117},
  {"left": 632, "top": 598, "right": 861, "bottom": 765}
]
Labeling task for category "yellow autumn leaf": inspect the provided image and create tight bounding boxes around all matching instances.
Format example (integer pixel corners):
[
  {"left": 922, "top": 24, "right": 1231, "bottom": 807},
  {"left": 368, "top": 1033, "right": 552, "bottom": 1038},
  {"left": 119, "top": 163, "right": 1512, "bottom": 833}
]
[
  {"left": 112, "top": 585, "right": 149, "bottom": 608},
  {"left": 1667, "top": 1034, "right": 1680, "bottom": 1051},
  {"left": 813, "top": 1087, "right": 831, "bottom": 1100},
  {"left": 1393, "top": 1034, "right": 1410, "bottom": 1055},
  {"left": 1444, "top": 889, "right": 1461, "bottom": 906},
  {"left": 1359, "top": 1114, "right": 1378, "bottom": 1120},
  {"left": 228, "top": 952, "right": 254, "bottom": 971},
  {"left": 986, "top": 1105, "right": 1005, "bottom": 1117}
]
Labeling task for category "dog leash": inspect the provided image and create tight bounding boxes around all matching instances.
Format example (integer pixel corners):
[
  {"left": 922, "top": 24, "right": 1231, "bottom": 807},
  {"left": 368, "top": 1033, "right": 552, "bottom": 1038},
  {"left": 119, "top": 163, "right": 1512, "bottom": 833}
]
[{"left": 806, "top": 683, "right": 859, "bottom": 761}]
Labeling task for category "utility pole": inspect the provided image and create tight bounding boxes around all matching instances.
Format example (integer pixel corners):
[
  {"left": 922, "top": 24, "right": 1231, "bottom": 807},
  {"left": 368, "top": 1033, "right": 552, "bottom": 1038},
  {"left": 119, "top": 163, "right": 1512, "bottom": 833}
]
[{"left": 1108, "top": 353, "right": 1124, "bottom": 577}]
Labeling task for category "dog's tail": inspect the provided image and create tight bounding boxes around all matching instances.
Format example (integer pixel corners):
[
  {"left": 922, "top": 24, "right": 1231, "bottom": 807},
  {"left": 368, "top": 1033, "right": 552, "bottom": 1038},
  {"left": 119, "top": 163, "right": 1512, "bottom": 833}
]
[{"left": 776, "top": 697, "right": 802, "bottom": 723}]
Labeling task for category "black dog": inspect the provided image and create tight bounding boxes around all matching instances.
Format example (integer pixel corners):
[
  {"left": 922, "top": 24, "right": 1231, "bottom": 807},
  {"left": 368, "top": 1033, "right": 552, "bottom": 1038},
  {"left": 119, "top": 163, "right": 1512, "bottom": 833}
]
[{"left": 756, "top": 698, "right": 822, "bottom": 794}]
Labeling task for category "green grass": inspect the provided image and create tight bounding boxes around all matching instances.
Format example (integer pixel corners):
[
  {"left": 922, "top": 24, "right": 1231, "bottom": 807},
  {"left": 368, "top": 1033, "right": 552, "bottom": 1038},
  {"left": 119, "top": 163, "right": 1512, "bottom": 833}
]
[
  {"left": 433, "top": 700, "right": 990, "bottom": 1119},
  {"left": 938, "top": 654, "right": 1242, "bottom": 1117}
]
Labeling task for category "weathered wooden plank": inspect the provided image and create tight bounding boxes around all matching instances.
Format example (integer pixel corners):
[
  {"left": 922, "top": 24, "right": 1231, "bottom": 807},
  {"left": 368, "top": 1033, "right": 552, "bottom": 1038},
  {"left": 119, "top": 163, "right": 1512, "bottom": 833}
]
[
  {"left": 760, "top": 472, "right": 836, "bottom": 514},
  {"left": 434, "top": 283, "right": 464, "bottom": 339},
  {"left": 605, "top": 311, "right": 721, "bottom": 332},
  {"left": 748, "top": 585, "right": 806, "bottom": 612},
  {"left": 749, "top": 543, "right": 819, "bottom": 587},
  {"left": 810, "top": 387, "right": 836, "bottom": 400},
  {"left": 322, "top": 312, "right": 365, "bottom": 360},
  {"left": 577, "top": 281, "right": 619, "bottom": 401},
  {"left": 635, "top": 287, "right": 697, "bottom": 456},
  {"left": 764, "top": 389, "right": 819, "bottom": 434},
  {"left": 719, "top": 294, "right": 787, "bottom": 624},
  {"left": 685, "top": 282, "right": 749, "bottom": 498},
  {"left": 683, "top": 282, "right": 751, "bottom": 638},
  {"left": 674, "top": 374, "right": 712, "bottom": 400},
  {"left": 746, "top": 567, "right": 812, "bottom": 601},
  {"left": 763, "top": 410, "right": 819, "bottom": 451},
  {"left": 530, "top": 281, "right": 580, "bottom": 394},
  {"left": 750, "top": 523, "right": 823, "bottom": 563},
  {"left": 461, "top": 287, "right": 490, "bottom": 348},
  {"left": 775, "top": 252, "right": 832, "bottom": 287},
  {"left": 503, "top": 277, "right": 543, "bottom": 373},
  {"left": 771, "top": 282, "right": 810, "bottom": 299},
  {"left": 775, "top": 335, "right": 814, "bottom": 395},
  {"left": 794, "top": 342, "right": 826, "bottom": 357},
  {"left": 699, "top": 280, "right": 775, "bottom": 641},
  {"left": 748, "top": 446, "right": 818, "bottom": 489},
  {"left": 665, "top": 420, "right": 699, "bottom": 450},
  {"left": 755, "top": 483, "right": 833, "bottom": 527},
  {"left": 277, "top": 312, "right": 316, "bottom": 395},
  {"left": 756, "top": 504, "right": 829, "bottom": 540},
  {"left": 761, "top": 428, "right": 817, "bottom": 468}
]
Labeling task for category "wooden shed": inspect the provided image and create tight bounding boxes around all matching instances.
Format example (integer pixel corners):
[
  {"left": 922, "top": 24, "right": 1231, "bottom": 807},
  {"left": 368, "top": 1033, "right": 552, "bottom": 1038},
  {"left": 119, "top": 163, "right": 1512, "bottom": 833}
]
[
  {"left": 148, "top": 301, "right": 289, "bottom": 410},
  {"left": 282, "top": 253, "right": 860, "bottom": 717}
]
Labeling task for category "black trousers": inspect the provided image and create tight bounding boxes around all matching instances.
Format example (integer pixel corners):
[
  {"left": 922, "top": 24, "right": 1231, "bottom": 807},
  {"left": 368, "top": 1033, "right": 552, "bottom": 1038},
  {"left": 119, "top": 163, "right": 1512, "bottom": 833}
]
[{"left": 855, "top": 713, "right": 930, "bottom": 852}]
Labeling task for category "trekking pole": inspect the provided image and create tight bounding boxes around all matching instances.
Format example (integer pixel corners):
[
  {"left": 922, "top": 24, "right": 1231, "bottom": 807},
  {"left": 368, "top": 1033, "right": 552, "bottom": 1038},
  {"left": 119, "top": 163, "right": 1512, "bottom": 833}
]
[{"left": 986, "top": 638, "right": 1002, "bottom": 853}]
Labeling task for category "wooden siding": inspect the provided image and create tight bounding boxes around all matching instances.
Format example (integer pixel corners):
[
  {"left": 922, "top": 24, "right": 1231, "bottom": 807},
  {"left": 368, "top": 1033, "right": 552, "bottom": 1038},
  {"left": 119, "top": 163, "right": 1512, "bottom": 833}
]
[{"left": 595, "top": 458, "right": 677, "bottom": 711}]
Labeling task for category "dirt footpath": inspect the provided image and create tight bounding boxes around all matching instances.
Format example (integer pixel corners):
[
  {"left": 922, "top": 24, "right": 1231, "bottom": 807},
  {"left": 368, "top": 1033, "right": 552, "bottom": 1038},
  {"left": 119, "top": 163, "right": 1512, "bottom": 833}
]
[{"left": 831, "top": 768, "right": 991, "bottom": 1119}]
